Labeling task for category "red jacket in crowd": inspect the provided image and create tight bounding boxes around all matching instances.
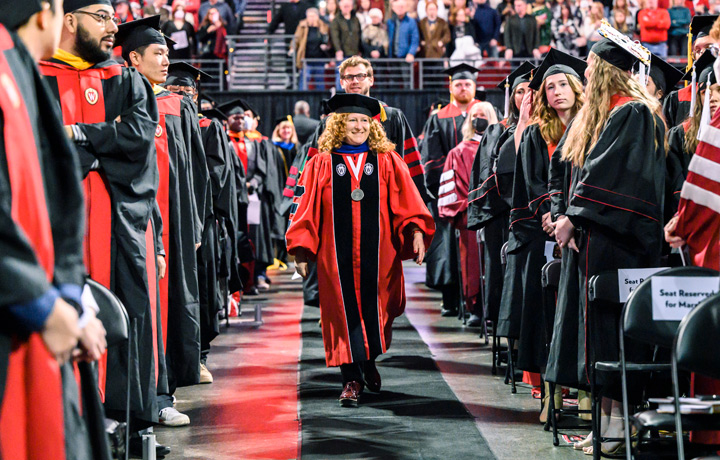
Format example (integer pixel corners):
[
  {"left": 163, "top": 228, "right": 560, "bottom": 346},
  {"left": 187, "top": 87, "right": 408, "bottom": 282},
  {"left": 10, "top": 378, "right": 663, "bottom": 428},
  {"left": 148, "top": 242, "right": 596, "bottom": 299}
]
[{"left": 637, "top": 7, "right": 671, "bottom": 43}]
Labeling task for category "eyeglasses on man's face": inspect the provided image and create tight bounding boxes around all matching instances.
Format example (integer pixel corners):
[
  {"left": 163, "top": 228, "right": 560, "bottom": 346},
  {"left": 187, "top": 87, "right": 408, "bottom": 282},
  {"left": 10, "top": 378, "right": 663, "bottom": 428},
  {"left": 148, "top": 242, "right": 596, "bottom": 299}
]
[
  {"left": 74, "top": 10, "right": 120, "bottom": 26},
  {"left": 341, "top": 73, "right": 371, "bottom": 82}
]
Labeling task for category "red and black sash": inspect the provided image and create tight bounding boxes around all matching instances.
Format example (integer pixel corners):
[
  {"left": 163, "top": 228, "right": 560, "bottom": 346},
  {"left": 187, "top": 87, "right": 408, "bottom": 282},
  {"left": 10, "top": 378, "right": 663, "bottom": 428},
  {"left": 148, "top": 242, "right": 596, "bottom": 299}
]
[{"left": 331, "top": 152, "right": 382, "bottom": 361}]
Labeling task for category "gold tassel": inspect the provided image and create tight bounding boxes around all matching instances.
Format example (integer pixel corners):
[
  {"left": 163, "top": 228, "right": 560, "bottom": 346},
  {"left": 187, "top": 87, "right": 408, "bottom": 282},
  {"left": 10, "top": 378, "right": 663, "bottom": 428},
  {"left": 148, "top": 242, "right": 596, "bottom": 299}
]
[
  {"left": 380, "top": 104, "right": 387, "bottom": 122},
  {"left": 449, "top": 76, "right": 454, "bottom": 104},
  {"left": 287, "top": 114, "right": 293, "bottom": 125},
  {"left": 686, "top": 26, "right": 693, "bottom": 86}
]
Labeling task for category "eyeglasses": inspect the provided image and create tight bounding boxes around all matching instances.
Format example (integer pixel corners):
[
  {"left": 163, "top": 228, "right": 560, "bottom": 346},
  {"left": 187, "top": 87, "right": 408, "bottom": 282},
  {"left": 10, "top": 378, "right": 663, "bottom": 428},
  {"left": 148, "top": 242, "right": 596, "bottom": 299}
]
[
  {"left": 341, "top": 73, "right": 370, "bottom": 82},
  {"left": 74, "top": 10, "right": 119, "bottom": 26},
  {"left": 164, "top": 85, "right": 197, "bottom": 96}
]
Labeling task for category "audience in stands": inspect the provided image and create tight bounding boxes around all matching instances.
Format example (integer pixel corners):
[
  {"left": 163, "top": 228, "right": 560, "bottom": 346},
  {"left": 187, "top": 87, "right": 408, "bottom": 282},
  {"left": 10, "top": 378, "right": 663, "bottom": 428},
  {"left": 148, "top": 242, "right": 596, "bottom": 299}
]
[
  {"left": 668, "top": 0, "right": 692, "bottom": 56},
  {"left": 197, "top": 7, "right": 229, "bottom": 60},
  {"left": 357, "top": 0, "right": 375, "bottom": 27},
  {"left": 143, "top": 0, "right": 171, "bottom": 23},
  {"left": 638, "top": 0, "right": 671, "bottom": 56},
  {"left": 387, "top": 0, "right": 421, "bottom": 62},
  {"left": 162, "top": 2, "right": 197, "bottom": 59},
  {"left": 199, "top": 0, "right": 236, "bottom": 33},
  {"left": 320, "top": 0, "right": 339, "bottom": 23},
  {"left": 419, "top": 0, "right": 452, "bottom": 57},
  {"left": 362, "top": 8, "right": 391, "bottom": 57},
  {"left": 471, "top": 0, "right": 501, "bottom": 57},
  {"left": 331, "top": 0, "right": 363, "bottom": 61},
  {"left": 504, "top": 0, "right": 541, "bottom": 59},
  {"left": 295, "top": 7, "right": 330, "bottom": 90},
  {"left": 269, "top": 0, "right": 312, "bottom": 36}
]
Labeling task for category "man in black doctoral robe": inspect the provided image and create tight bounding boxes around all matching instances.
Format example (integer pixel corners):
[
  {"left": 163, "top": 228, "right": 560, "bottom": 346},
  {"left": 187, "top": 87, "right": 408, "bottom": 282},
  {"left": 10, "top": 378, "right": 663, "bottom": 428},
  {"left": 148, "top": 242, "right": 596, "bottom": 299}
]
[
  {"left": 165, "top": 63, "right": 239, "bottom": 383},
  {"left": 421, "top": 63, "right": 480, "bottom": 316},
  {"left": 39, "top": 1, "right": 171, "bottom": 456},
  {"left": 0, "top": 1, "right": 110, "bottom": 459}
]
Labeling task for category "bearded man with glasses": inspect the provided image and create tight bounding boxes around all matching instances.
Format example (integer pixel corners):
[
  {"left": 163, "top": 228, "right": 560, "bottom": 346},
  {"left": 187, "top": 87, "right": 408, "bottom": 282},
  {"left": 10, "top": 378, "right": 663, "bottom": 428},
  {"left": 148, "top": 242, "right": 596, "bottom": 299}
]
[{"left": 39, "top": 2, "right": 171, "bottom": 457}]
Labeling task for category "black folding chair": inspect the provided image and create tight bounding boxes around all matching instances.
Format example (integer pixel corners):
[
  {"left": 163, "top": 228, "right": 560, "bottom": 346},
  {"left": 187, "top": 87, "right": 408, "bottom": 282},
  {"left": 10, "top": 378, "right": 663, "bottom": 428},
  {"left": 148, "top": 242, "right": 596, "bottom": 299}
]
[
  {"left": 589, "top": 267, "right": 717, "bottom": 460},
  {"left": 670, "top": 293, "right": 720, "bottom": 460},
  {"left": 540, "top": 259, "right": 591, "bottom": 444},
  {"left": 89, "top": 279, "right": 132, "bottom": 460}
]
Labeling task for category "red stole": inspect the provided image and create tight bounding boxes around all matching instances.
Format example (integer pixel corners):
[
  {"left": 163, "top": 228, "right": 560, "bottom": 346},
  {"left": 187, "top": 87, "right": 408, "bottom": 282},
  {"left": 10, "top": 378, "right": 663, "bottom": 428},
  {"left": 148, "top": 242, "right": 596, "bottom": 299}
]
[{"left": 0, "top": 24, "right": 66, "bottom": 460}]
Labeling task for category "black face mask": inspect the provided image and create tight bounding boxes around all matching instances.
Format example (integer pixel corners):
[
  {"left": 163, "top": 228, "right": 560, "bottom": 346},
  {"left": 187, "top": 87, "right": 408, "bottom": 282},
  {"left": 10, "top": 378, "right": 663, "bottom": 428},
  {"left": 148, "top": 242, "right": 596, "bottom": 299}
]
[{"left": 473, "top": 117, "right": 488, "bottom": 134}]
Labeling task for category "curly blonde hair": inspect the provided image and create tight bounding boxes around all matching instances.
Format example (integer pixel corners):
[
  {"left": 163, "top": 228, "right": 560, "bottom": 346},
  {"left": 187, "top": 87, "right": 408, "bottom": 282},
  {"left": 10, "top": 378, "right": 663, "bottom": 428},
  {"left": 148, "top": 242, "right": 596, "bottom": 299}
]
[
  {"left": 530, "top": 73, "right": 585, "bottom": 146},
  {"left": 318, "top": 112, "right": 396, "bottom": 153},
  {"left": 562, "top": 53, "right": 663, "bottom": 167}
]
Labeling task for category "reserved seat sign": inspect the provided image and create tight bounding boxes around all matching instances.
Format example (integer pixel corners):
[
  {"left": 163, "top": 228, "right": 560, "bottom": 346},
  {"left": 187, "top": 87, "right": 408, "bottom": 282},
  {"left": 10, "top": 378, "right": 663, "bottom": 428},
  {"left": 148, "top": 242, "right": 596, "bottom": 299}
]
[
  {"left": 651, "top": 276, "right": 720, "bottom": 321},
  {"left": 617, "top": 268, "right": 668, "bottom": 303}
]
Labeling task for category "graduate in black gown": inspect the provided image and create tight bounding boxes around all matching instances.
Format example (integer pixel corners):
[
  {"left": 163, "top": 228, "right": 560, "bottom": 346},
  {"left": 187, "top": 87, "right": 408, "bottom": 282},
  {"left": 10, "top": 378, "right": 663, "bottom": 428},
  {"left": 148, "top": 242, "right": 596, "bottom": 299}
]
[
  {"left": 115, "top": 18, "right": 204, "bottom": 428},
  {"left": 218, "top": 99, "right": 283, "bottom": 292},
  {"left": 666, "top": 54, "right": 718, "bottom": 221},
  {"left": 39, "top": 3, "right": 171, "bottom": 456},
  {"left": 271, "top": 116, "right": 299, "bottom": 265},
  {"left": 497, "top": 50, "right": 585, "bottom": 420},
  {"left": 550, "top": 35, "right": 665, "bottom": 455},
  {"left": 467, "top": 62, "right": 535, "bottom": 329},
  {"left": 0, "top": 2, "right": 110, "bottom": 458},
  {"left": 662, "top": 15, "right": 718, "bottom": 128},
  {"left": 421, "top": 63, "right": 481, "bottom": 316}
]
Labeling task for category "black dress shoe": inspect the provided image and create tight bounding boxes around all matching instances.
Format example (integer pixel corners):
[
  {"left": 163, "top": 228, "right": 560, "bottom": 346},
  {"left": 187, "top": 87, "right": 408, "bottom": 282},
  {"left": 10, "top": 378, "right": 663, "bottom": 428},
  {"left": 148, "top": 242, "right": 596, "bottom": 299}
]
[
  {"left": 363, "top": 361, "right": 381, "bottom": 392},
  {"left": 129, "top": 437, "right": 171, "bottom": 458},
  {"left": 243, "top": 286, "right": 259, "bottom": 296}
]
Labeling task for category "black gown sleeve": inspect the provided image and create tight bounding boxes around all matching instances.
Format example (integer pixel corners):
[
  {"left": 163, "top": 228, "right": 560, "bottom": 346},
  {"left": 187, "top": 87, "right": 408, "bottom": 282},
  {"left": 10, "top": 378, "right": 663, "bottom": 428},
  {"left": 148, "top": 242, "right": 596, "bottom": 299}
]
[
  {"left": 567, "top": 102, "right": 666, "bottom": 253},
  {"left": 665, "top": 124, "right": 690, "bottom": 219}
]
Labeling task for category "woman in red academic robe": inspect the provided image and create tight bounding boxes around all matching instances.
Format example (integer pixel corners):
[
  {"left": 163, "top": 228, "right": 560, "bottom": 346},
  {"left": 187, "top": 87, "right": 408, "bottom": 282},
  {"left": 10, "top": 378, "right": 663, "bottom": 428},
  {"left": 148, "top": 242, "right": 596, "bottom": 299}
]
[
  {"left": 438, "top": 101, "right": 498, "bottom": 326},
  {"left": 286, "top": 94, "right": 435, "bottom": 407}
]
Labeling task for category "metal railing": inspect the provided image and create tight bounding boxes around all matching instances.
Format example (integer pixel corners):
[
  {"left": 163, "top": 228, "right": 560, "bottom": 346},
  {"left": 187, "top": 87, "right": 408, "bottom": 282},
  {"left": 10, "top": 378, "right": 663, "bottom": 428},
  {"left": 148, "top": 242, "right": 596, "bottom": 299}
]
[
  {"left": 170, "top": 58, "right": 227, "bottom": 92},
  {"left": 191, "top": 49, "right": 690, "bottom": 92}
]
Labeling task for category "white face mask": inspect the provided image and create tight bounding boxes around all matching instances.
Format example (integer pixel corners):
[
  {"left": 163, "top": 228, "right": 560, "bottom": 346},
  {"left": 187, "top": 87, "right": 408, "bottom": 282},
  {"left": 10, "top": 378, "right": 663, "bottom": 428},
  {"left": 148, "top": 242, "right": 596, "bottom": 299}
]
[
  {"left": 175, "top": 10, "right": 185, "bottom": 19},
  {"left": 244, "top": 115, "right": 254, "bottom": 131},
  {"left": 210, "top": 13, "right": 220, "bottom": 22}
]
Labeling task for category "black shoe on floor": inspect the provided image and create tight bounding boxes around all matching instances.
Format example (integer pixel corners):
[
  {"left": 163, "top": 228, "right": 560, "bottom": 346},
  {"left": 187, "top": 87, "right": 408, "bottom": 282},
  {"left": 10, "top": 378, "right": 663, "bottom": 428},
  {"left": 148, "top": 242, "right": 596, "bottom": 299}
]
[
  {"left": 466, "top": 314, "right": 483, "bottom": 327},
  {"left": 129, "top": 437, "right": 171, "bottom": 458},
  {"left": 244, "top": 287, "right": 259, "bottom": 296},
  {"left": 440, "top": 307, "right": 458, "bottom": 317}
]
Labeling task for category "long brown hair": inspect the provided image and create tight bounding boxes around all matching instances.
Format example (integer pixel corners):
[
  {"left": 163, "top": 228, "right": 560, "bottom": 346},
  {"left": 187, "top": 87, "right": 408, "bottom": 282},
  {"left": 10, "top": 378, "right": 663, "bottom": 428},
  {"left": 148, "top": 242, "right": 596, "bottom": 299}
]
[
  {"left": 562, "top": 53, "right": 663, "bottom": 167},
  {"left": 318, "top": 113, "right": 396, "bottom": 153},
  {"left": 530, "top": 73, "right": 585, "bottom": 146}
]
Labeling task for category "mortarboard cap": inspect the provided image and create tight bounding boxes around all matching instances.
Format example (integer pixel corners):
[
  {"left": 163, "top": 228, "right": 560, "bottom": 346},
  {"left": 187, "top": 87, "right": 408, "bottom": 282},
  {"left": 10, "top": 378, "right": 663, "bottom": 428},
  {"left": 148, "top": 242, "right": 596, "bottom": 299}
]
[
  {"left": 114, "top": 15, "right": 174, "bottom": 61},
  {"left": 273, "top": 115, "right": 294, "bottom": 127},
  {"left": 699, "top": 64, "right": 717, "bottom": 87},
  {"left": 0, "top": 0, "right": 42, "bottom": 30},
  {"left": 217, "top": 99, "right": 259, "bottom": 118},
  {"left": 528, "top": 48, "right": 586, "bottom": 91},
  {"left": 326, "top": 93, "right": 382, "bottom": 118},
  {"left": 497, "top": 61, "right": 536, "bottom": 91},
  {"left": 199, "top": 108, "right": 227, "bottom": 122},
  {"left": 681, "top": 48, "right": 715, "bottom": 81},
  {"left": 165, "top": 61, "right": 213, "bottom": 88},
  {"left": 691, "top": 15, "right": 718, "bottom": 39},
  {"left": 444, "top": 63, "right": 480, "bottom": 81},
  {"left": 593, "top": 20, "right": 650, "bottom": 72},
  {"left": 64, "top": 0, "right": 113, "bottom": 12},
  {"left": 648, "top": 54, "right": 684, "bottom": 95}
]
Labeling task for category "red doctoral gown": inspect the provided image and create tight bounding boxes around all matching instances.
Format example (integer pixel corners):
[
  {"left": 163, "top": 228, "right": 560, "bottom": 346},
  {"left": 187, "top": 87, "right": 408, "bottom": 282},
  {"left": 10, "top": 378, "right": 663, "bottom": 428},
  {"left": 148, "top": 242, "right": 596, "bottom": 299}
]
[{"left": 286, "top": 149, "right": 435, "bottom": 366}]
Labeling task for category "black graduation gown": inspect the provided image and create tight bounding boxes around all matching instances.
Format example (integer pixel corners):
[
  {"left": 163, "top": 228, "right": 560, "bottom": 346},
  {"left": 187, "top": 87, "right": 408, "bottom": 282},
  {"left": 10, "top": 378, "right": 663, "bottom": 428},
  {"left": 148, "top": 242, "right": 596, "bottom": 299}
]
[
  {"left": 497, "top": 124, "right": 554, "bottom": 374},
  {"left": 282, "top": 103, "right": 427, "bottom": 305},
  {"left": 467, "top": 122, "right": 513, "bottom": 324},
  {"left": 154, "top": 91, "right": 203, "bottom": 390},
  {"left": 272, "top": 143, "right": 296, "bottom": 241},
  {"left": 666, "top": 122, "right": 693, "bottom": 220},
  {"left": 421, "top": 102, "right": 479, "bottom": 291},
  {"left": 0, "top": 28, "right": 111, "bottom": 460},
  {"left": 199, "top": 116, "right": 237, "bottom": 345},
  {"left": 40, "top": 57, "right": 167, "bottom": 425},
  {"left": 662, "top": 84, "right": 693, "bottom": 128},
  {"left": 227, "top": 139, "right": 253, "bottom": 290},
  {"left": 550, "top": 100, "right": 664, "bottom": 393}
]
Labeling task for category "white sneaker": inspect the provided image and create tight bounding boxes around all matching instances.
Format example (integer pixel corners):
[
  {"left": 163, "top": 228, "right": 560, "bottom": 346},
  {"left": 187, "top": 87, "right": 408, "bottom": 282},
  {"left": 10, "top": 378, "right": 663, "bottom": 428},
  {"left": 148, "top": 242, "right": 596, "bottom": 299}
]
[
  {"left": 199, "top": 363, "right": 213, "bottom": 384},
  {"left": 158, "top": 407, "right": 190, "bottom": 427}
]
